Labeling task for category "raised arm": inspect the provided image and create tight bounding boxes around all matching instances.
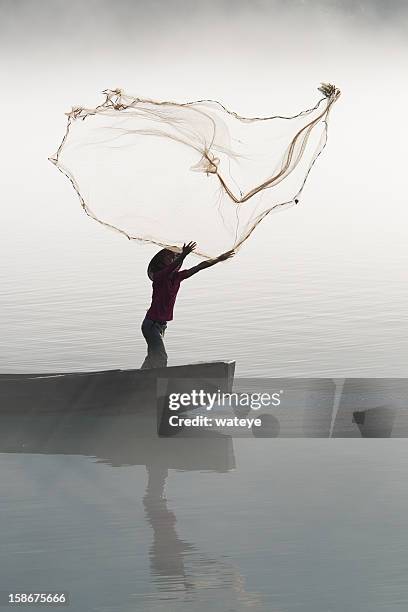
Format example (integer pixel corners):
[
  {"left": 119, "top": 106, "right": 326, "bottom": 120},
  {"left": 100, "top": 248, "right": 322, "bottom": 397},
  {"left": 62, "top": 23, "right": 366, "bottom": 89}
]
[
  {"left": 159, "top": 242, "right": 197, "bottom": 276},
  {"left": 179, "top": 249, "right": 235, "bottom": 279}
]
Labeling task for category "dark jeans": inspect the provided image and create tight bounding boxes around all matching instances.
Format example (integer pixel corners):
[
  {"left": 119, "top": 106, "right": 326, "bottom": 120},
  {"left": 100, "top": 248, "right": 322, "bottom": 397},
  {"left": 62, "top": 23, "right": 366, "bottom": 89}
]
[{"left": 141, "top": 317, "right": 168, "bottom": 369}]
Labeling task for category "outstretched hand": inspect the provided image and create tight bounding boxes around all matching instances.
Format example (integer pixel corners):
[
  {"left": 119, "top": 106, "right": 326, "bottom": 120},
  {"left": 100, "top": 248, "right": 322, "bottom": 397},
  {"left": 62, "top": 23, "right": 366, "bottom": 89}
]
[
  {"left": 217, "top": 249, "right": 235, "bottom": 262},
  {"left": 182, "top": 241, "right": 197, "bottom": 256}
]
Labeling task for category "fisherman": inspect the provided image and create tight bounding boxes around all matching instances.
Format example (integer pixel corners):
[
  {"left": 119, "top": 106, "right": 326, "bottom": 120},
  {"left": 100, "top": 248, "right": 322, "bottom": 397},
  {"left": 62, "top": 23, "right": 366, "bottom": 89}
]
[{"left": 141, "top": 242, "right": 234, "bottom": 369}]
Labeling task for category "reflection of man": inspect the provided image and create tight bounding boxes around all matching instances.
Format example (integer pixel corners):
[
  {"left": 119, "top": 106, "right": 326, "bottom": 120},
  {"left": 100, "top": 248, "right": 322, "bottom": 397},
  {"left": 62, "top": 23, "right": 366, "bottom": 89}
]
[
  {"left": 143, "top": 465, "right": 194, "bottom": 589},
  {"left": 142, "top": 464, "right": 262, "bottom": 606}
]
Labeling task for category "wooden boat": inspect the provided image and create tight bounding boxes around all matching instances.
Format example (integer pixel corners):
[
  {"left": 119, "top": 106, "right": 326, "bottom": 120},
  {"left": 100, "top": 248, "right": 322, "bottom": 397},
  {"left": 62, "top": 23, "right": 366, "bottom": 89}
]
[
  {"left": 0, "top": 361, "right": 237, "bottom": 471},
  {"left": 0, "top": 361, "right": 236, "bottom": 414},
  {"left": 1, "top": 366, "right": 407, "bottom": 439}
]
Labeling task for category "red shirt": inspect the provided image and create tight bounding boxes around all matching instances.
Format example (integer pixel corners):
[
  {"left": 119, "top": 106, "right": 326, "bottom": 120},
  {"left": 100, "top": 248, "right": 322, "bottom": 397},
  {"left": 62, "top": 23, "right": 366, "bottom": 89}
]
[{"left": 146, "top": 261, "right": 191, "bottom": 322}]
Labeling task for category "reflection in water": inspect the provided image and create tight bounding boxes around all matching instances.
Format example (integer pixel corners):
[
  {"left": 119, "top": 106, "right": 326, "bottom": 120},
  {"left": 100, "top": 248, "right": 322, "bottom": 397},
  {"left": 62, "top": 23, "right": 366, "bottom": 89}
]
[
  {"left": 0, "top": 369, "right": 263, "bottom": 610},
  {"left": 143, "top": 464, "right": 262, "bottom": 607},
  {"left": 2, "top": 372, "right": 408, "bottom": 610},
  {"left": 144, "top": 465, "right": 194, "bottom": 590}
]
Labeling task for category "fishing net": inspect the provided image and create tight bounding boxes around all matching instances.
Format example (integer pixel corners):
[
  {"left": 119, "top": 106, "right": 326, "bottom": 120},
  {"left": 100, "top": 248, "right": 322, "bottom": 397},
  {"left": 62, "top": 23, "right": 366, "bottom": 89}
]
[{"left": 50, "top": 83, "right": 340, "bottom": 258}]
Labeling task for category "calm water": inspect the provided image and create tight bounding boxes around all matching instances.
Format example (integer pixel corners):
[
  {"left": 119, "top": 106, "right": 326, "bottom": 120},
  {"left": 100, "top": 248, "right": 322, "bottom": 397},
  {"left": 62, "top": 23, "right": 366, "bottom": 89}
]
[
  {"left": 2, "top": 437, "right": 408, "bottom": 612},
  {"left": 1, "top": 226, "right": 407, "bottom": 376},
  {"left": 2, "top": 241, "right": 407, "bottom": 610}
]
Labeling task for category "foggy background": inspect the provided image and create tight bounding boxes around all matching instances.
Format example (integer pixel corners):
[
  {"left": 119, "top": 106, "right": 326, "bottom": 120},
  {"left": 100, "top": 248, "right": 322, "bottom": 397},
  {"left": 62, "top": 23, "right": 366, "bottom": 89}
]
[{"left": 1, "top": 0, "right": 407, "bottom": 375}]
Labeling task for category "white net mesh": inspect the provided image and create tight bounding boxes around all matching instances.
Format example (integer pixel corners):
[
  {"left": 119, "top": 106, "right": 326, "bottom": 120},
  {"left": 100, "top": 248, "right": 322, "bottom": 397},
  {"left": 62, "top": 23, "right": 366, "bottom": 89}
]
[{"left": 50, "top": 83, "right": 340, "bottom": 258}]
